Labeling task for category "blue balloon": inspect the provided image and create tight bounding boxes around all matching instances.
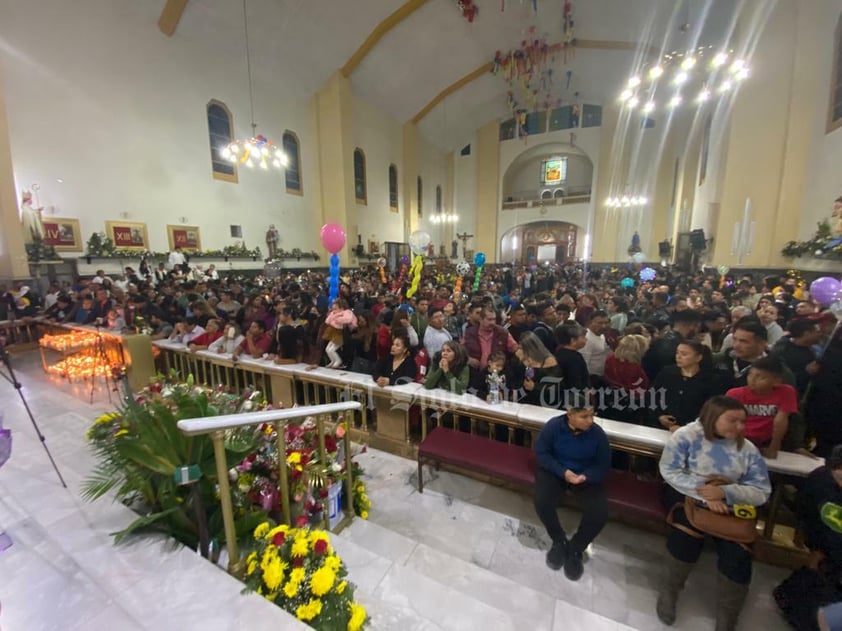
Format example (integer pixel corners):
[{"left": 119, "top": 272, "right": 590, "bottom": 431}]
[
  {"left": 620, "top": 277, "right": 635, "bottom": 288},
  {"left": 474, "top": 252, "right": 486, "bottom": 267}
]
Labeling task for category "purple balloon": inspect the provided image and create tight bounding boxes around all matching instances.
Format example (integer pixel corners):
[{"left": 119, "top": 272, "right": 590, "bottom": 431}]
[
  {"left": 810, "top": 276, "right": 842, "bottom": 307},
  {"left": 399, "top": 255, "right": 410, "bottom": 266}
]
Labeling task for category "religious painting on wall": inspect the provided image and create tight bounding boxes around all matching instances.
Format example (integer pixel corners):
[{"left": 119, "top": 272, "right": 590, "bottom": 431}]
[
  {"left": 105, "top": 221, "right": 149, "bottom": 250},
  {"left": 541, "top": 157, "right": 567, "bottom": 186},
  {"left": 41, "top": 218, "right": 82, "bottom": 251},
  {"left": 167, "top": 225, "right": 202, "bottom": 252}
]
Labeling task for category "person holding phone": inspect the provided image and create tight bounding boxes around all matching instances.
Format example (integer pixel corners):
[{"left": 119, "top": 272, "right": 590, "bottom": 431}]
[{"left": 649, "top": 341, "right": 724, "bottom": 432}]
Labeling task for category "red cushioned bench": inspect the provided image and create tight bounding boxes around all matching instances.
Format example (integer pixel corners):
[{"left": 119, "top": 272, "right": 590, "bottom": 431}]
[{"left": 417, "top": 427, "right": 667, "bottom": 526}]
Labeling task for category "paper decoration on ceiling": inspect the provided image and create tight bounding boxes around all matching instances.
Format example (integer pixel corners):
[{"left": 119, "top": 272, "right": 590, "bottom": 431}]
[
  {"left": 491, "top": 2, "right": 577, "bottom": 138},
  {"left": 455, "top": 0, "right": 478, "bottom": 23}
]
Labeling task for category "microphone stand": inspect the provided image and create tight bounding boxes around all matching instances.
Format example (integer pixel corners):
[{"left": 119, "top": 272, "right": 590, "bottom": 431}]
[{"left": 0, "top": 340, "right": 67, "bottom": 488}]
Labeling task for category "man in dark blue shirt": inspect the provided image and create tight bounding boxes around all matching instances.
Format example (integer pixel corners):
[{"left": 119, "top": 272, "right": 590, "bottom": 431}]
[{"left": 534, "top": 396, "right": 610, "bottom": 581}]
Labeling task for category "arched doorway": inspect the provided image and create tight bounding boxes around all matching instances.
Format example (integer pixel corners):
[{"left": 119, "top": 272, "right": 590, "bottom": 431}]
[{"left": 500, "top": 221, "right": 578, "bottom": 265}]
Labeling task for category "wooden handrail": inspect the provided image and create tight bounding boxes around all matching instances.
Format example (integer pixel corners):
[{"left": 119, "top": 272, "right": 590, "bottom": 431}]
[{"left": 176, "top": 401, "right": 361, "bottom": 435}]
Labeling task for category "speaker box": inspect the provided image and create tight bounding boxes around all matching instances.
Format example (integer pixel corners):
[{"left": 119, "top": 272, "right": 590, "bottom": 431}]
[
  {"left": 354, "top": 244, "right": 365, "bottom": 257},
  {"left": 658, "top": 241, "right": 671, "bottom": 257},
  {"left": 689, "top": 229, "right": 707, "bottom": 250}
]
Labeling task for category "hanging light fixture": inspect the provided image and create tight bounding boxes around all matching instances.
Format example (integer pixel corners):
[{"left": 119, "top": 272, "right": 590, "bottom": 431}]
[
  {"left": 604, "top": 194, "right": 649, "bottom": 209},
  {"left": 616, "top": 45, "right": 749, "bottom": 116},
  {"left": 222, "top": 0, "right": 287, "bottom": 171},
  {"left": 431, "top": 213, "right": 459, "bottom": 224}
]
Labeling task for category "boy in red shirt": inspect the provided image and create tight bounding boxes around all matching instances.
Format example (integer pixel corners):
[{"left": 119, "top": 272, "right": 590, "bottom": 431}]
[{"left": 726, "top": 355, "right": 798, "bottom": 459}]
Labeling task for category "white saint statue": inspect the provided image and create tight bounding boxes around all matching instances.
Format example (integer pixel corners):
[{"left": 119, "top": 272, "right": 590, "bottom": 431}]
[{"left": 20, "top": 190, "right": 45, "bottom": 244}]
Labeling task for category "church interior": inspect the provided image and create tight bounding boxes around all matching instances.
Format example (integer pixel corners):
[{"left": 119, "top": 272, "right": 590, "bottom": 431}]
[{"left": 2, "top": 0, "right": 842, "bottom": 630}]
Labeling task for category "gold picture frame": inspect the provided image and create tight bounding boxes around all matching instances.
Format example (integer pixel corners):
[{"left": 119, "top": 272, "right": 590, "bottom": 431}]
[
  {"left": 166, "top": 225, "right": 202, "bottom": 252},
  {"left": 105, "top": 221, "right": 149, "bottom": 250},
  {"left": 41, "top": 218, "right": 82, "bottom": 251}
]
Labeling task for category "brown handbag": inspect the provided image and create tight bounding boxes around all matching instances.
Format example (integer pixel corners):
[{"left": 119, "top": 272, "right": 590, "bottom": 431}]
[{"left": 666, "top": 495, "right": 759, "bottom": 545}]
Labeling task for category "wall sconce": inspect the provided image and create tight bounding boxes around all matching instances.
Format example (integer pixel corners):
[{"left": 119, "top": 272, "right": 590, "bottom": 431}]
[
  {"left": 179, "top": 217, "right": 189, "bottom": 224},
  {"left": 119, "top": 211, "right": 130, "bottom": 219}
]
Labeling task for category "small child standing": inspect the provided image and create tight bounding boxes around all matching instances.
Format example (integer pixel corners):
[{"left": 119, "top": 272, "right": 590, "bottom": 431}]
[
  {"left": 323, "top": 299, "right": 357, "bottom": 368},
  {"left": 726, "top": 355, "right": 798, "bottom": 459}
]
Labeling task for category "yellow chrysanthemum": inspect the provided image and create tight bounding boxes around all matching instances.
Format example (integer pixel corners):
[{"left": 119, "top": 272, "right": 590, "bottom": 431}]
[
  {"left": 263, "top": 556, "right": 284, "bottom": 591},
  {"left": 290, "top": 567, "right": 306, "bottom": 584},
  {"left": 287, "top": 452, "right": 302, "bottom": 465},
  {"left": 309, "top": 565, "right": 336, "bottom": 597},
  {"left": 283, "top": 580, "right": 299, "bottom": 599},
  {"left": 361, "top": 511, "right": 369, "bottom": 520},
  {"left": 245, "top": 551, "right": 258, "bottom": 576},
  {"left": 291, "top": 537, "right": 309, "bottom": 558},
  {"left": 295, "top": 598, "right": 323, "bottom": 622},
  {"left": 260, "top": 547, "right": 278, "bottom": 573},
  {"left": 324, "top": 555, "right": 341, "bottom": 572},
  {"left": 336, "top": 580, "right": 347, "bottom": 594},
  {"left": 267, "top": 524, "right": 289, "bottom": 541},
  {"left": 253, "top": 522, "right": 270, "bottom": 539},
  {"left": 348, "top": 602, "right": 367, "bottom": 631}
]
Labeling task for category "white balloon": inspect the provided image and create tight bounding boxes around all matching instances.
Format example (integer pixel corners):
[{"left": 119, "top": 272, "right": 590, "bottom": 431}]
[
  {"left": 632, "top": 252, "right": 645, "bottom": 264},
  {"left": 408, "top": 230, "right": 432, "bottom": 255},
  {"left": 831, "top": 301, "right": 842, "bottom": 320},
  {"left": 456, "top": 261, "right": 471, "bottom": 276}
]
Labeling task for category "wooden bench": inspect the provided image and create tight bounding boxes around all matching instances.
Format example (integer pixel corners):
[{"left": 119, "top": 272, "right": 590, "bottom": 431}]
[{"left": 417, "top": 426, "right": 667, "bottom": 526}]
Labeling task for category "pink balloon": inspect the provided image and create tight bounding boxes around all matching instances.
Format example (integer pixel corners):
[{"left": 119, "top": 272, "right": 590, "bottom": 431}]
[{"left": 319, "top": 223, "right": 346, "bottom": 254}]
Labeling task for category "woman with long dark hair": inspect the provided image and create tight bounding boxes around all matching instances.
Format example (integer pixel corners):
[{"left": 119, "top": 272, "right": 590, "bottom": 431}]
[
  {"left": 373, "top": 332, "right": 416, "bottom": 387},
  {"left": 424, "top": 340, "right": 470, "bottom": 394}
]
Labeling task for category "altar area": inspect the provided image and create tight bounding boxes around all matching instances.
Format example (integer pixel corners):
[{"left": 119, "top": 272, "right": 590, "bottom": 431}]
[{"left": 0, "top": 351, "right": 794, "bottom": 631}]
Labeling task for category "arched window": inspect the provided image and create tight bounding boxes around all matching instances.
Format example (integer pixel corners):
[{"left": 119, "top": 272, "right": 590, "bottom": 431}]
[
  {"left": 206, "top": 100, "right": 237, "bottom": 183},
  {"left": 829, "top": 14, "right": 842, "bottom": 132},
  {"left": 282, "top": 131, "right": 302, "bottom": 194},
  {"left": 417, "top": 176, "right": 423, "bottom": 218},
  {"left": 388, "top": 164, "right": 398, "bottom": 212},
  {"left": 435, "top": 185, "right": 442, "bottom": 213},
  {"left": 353, "top": 148, "right": 367, "bottom": 204}
]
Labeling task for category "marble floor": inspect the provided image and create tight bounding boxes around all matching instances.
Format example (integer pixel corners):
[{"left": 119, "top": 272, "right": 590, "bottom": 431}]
[{"left": 0, "top": 351, "right": 793, "bottom": 630}]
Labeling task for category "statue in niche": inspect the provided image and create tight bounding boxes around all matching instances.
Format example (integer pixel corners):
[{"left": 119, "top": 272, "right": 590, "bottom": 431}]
[
  {"left": 265, "top": 224, "right": 280, "bottom": 259},
  {"left": 20, "top": 190, "right": 45, "bottom": 244},
  {"left": 627, "top": 231, "right": 642, "bottom": 255},
  {"left": 833, "top": 196, "right": 842, "bottom": 236}
]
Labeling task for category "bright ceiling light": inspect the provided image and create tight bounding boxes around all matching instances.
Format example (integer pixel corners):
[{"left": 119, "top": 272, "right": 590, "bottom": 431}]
[
  {"left": 627, "top": 96, "right": 639, "bottom": 109},
  {"left": 628, "top": 76, "right": 642, "bottom": 88},
  {"left": 730, "top": 59, "right": 746, "bottom": 74},
  {"left": 619, "top": 89, "right": 633, "bottom": 102},
  {"left": 669, "top": 95, "right": 682, "bottom": 108},
  {"left": 643, "top": 101, "right": 655, "bottom": 113},
  {"left": 735, "top": 67, "right": 750, "bottom": 81},
  {"left": 712, "top": 52, "right": 729, "bottom": 68},
  {"left": 680, "top": 56, "right": 696, "bottom": 70},
  {"left": 719, "top": 80, "right": 733, "bottom": 93},
  {"left": 673, "top": 71, "right": 689, "bottom": 85},
  {"left": 649, "top": 66, "right": 664, "bottom": 80},
  {"left": 696, "top": 88, "right": 711, "bottom": 103}
]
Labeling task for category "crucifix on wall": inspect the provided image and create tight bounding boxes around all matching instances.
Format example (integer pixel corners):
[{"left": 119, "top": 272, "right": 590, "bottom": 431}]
[{"left": 456, "top": 231, "right": 474, "bottom": 260}]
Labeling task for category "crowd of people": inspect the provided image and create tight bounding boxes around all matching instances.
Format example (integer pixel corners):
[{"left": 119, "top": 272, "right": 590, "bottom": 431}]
[{"left": 2, "top": 258, "right": 841, "bottom": 630}]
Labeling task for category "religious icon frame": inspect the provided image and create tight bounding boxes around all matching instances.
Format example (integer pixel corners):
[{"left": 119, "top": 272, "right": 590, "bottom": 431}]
[
  {"left": 105, "top": 220, "right": 149, "bottom": 251},
  {"left": 167, "top": 225, "right": 202, "bottom": 253},
  {"left": 41, "top": 218, "right": 82, "bottom": 251}
]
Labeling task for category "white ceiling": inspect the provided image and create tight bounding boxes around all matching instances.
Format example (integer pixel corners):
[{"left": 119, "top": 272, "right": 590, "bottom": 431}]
[{"left": 181, "top": 0, "right": 745, "bottom": 150}]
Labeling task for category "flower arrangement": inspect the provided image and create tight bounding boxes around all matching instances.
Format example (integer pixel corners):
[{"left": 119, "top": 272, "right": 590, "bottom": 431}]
[
  {"left": 782, "top": 220, "right": 842, "bottom": 260},
  {"left": 83, "top": 374, "right": 271, "bottom": 547},
  {"left": 350, "top": 462, "right": 370, "bottom": 520},
  {"left": 230, "top": 417, "right": 351, "bottom": 528},
  {"left": 244, "top": 523, "right": 369, "bottom": 630}
]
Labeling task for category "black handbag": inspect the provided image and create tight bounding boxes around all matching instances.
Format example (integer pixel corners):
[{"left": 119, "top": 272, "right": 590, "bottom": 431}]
[{"left": 773, "top": 566, "right": 841, "bottom": 631}]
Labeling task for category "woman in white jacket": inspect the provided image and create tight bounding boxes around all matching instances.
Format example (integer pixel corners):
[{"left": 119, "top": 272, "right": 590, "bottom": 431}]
[{"left": 657, "top": 395, "right": 771, "bottom": 631}]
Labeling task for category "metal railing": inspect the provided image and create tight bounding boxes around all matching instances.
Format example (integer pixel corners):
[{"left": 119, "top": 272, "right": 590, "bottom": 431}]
[{"left": 177, "top": 401, "right": 361, "bottom": 576}]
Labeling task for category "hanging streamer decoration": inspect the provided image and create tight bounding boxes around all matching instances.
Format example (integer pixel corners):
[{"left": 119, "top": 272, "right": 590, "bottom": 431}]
[
  {"left": 491, "top": 3, "right": 576, "bottom": 128},
  {"left": 473, "top": 252, "right": 486, "bottom": 292}
]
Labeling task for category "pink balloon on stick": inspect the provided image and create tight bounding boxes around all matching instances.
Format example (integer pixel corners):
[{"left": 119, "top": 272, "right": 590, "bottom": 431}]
[{"left": 319, "top": 223, "right": 346, "bottom": 254}]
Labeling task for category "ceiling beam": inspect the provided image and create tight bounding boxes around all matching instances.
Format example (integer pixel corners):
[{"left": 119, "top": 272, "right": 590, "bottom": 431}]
[
  {"left": 158, "top": 0, "right": 190, "bottom": 37},
  {"left": 341, "top": 0, "right": 430, "bottom": 77},
  {"left": 411, "top": 62, "right": 494, "bottom": 124},
  {"left": 410, "top": 39, "right": 660, "bottom": 124}
]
